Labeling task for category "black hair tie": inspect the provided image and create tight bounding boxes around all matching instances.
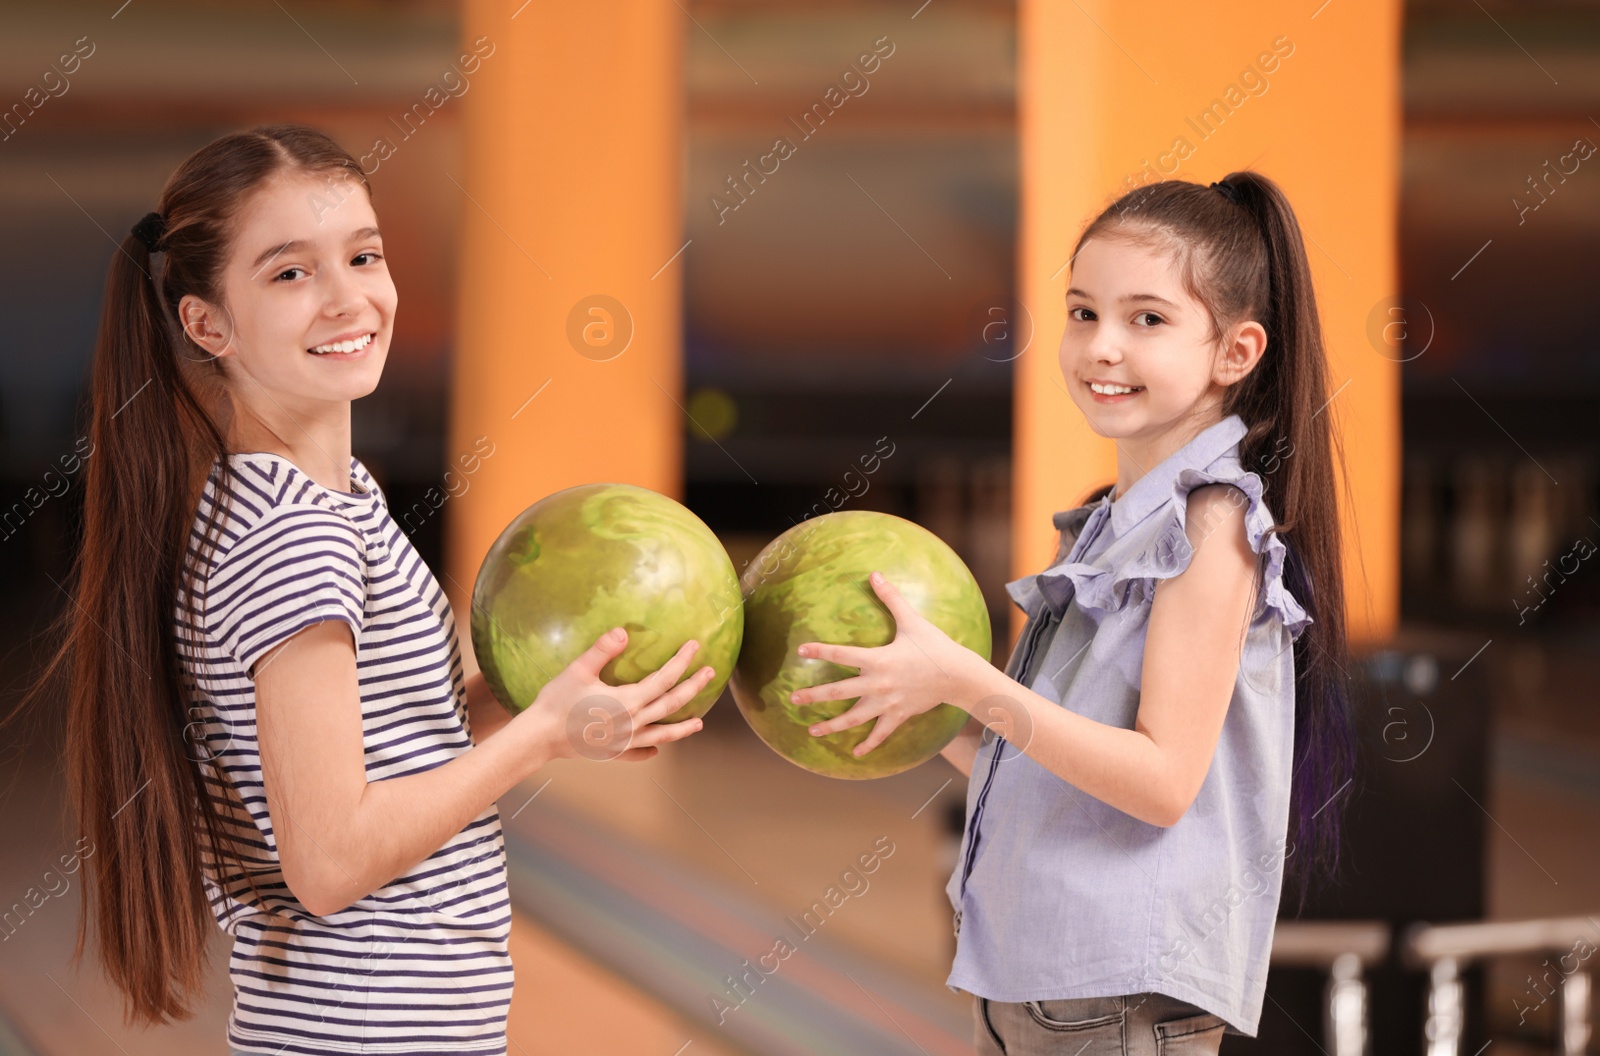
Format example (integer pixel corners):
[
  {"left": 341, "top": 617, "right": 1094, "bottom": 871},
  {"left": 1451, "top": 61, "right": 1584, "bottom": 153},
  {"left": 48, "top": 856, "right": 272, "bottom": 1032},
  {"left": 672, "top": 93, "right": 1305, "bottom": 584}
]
[
  {"left": 132, "top": 211, "right": 167, "bottom": 253},
  {"left": 1210, "top": 180, "right": 1242, "bottom": 206}
]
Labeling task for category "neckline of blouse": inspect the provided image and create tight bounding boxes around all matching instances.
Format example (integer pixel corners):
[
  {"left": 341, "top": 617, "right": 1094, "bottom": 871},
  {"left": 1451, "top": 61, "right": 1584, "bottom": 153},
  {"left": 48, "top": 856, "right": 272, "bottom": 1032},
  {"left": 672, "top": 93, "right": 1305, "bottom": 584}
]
[{"left": 1106, "top": 414, "right": 1249, "bottom": 537}]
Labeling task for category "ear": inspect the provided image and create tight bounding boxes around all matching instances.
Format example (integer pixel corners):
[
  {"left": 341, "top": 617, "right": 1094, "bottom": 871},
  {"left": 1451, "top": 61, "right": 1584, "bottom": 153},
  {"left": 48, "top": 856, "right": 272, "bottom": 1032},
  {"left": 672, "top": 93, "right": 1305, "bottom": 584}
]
[
  {"left": 178, "top": 293, "right": 235, "bottom": 359},
  {"left": 1215, "top": 319, "right": 1267, "bottom": 385}
]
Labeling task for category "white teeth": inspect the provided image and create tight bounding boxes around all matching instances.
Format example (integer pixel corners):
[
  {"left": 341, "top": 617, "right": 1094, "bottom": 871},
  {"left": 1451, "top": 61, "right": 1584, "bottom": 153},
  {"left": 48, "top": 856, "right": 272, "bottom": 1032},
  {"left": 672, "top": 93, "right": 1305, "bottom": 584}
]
[
  {"left": 309, "top": 333, "right": 374, "bottom": 355},
  {"left": 1090, "top": 381, "right": 1141, "bottom": 395}
]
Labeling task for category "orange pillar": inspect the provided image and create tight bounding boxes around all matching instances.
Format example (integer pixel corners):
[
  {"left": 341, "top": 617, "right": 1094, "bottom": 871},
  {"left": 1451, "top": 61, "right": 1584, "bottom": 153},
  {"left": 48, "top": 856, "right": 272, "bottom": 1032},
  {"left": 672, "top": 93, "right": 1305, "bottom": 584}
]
[
  {"left": 446, "top": 0, "right": 686, "bottom": 618},
  {"left": 1013, "top": 0, "right": 1401, "bottom": 647},
  {"left": 444, "top": 6, "right": 688, "bottom": 1049}
]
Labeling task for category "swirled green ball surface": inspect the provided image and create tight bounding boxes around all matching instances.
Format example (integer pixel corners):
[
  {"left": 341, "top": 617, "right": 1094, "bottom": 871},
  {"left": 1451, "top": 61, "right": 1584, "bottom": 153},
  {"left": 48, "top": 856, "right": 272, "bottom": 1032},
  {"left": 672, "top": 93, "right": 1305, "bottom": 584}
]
[
  {"left": 730, "top": 511, "right": 991, "bottom": 779},
  {"left": 471, "top": 483, "right": 742, "bottom": 722}
]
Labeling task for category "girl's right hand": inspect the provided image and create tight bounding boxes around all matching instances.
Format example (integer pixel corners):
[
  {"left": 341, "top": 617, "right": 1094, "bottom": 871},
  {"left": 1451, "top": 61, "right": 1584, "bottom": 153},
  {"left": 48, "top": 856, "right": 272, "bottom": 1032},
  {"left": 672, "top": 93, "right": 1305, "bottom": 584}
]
[{"left": 515, "top": 627, "right": 714, "bottom": 766}]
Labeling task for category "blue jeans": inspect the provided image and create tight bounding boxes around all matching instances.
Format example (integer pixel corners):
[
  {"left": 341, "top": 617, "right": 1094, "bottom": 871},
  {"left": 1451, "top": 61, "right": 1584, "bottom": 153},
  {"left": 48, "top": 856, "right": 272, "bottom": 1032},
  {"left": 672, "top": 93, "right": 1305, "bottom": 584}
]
[{"left": 974, "top": 991, "right": 1227, "bottom": 1055}]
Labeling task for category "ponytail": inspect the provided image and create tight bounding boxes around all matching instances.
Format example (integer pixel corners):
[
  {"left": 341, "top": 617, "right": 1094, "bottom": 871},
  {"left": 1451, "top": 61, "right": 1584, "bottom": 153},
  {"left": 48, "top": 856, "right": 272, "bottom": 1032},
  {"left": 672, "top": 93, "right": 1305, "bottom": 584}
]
[
  {"left": 1074, "top": 171, "right": 1358, "bottom": 913},
  {"left": 10, "top": 124, "right": 371, "bottom": 1024},
  {"left": 57, "top": 215, "right": 235, "bottom": 1024},
  {"left": 1218, "top": 171, "right": 1357, "bottom": 914}
]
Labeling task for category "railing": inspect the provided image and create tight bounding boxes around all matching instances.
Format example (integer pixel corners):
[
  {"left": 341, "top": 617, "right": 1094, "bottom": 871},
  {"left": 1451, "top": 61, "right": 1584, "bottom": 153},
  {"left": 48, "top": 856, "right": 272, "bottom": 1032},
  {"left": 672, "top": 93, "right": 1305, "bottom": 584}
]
[
  {"left": 1403, "top": 915, "right": 1599, "bottom": 1056},
  {"left": 1272, "top": 920, "right": 1391, "bottom": 1056},
  {"left": 1272, "top": 915, "right": 1600, "bottom": 1055}
]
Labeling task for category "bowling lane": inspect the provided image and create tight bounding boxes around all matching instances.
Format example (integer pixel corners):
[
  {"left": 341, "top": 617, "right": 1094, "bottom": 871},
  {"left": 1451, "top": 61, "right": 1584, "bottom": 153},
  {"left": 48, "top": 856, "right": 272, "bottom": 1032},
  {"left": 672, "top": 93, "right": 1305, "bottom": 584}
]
[
  {"left": 0, "top": 998, "right": 44, "bottom": 1056},
  {"left": 499, "top": 795, "right": 970, "bottom": 1056},
  {"left": 493, "top": 688, "right": 976, "bottom": 1055},
  {"left": 503, "top": 909, "right": 749, "bottom": 1056}
]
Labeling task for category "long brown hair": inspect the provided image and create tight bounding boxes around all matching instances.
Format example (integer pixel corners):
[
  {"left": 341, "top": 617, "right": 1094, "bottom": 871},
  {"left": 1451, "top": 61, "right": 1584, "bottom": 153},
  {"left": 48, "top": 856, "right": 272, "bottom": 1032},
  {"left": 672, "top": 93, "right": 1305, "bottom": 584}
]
[
  {"left": 17, "top": 125, "right": 372, "bottom": 1024},
  {"left": 1071, "top": 171, "right": 1358, "bottom": 913}
]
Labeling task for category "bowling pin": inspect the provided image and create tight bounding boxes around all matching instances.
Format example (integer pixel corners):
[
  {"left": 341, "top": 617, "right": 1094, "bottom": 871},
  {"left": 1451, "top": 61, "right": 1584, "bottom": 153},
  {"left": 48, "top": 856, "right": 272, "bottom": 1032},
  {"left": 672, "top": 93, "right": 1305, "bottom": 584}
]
[
  {"left": 1404, "top": 454, "right": 1439, "bottom": 588},
  {"left": 1450, "top": 457, "right": 1498, "bottom": 610}
]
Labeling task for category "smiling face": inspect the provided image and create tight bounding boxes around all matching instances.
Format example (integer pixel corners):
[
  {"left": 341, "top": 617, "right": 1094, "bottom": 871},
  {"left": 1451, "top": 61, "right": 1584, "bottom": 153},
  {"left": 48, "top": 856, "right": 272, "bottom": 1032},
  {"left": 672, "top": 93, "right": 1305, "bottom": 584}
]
[
  {"left": 181, "top": 167, "right": 395, "bottom": 418},
  {"left": 1060, "top": 234, "right": 1261, "bottom": 446}
]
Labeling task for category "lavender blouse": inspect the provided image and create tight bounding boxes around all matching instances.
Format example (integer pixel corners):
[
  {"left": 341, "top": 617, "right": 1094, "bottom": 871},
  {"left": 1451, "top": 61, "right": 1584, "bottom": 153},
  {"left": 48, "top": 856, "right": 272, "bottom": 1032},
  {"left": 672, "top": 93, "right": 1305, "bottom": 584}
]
[{"left": 944, "top": 413, "right": 1313, "bottom": 1037}]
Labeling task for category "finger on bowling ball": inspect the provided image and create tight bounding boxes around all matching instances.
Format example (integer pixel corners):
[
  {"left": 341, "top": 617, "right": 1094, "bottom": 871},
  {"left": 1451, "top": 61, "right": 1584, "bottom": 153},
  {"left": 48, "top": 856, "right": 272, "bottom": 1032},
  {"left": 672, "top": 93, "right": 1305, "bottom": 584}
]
[
  {"left": 645, "top": 640, "right": 700, "bottom": 689},
  {"left": 646, "top": 667, "right": 715, "bottom": 717},
  {"left": 810, "top": 702, "right": 875, "bottom": 737},
  {"left": 792, "top": 677, "right": 860, "bottom": 706},
  {"left": 854, "top": 717, "right": 901, "bottom": 756},
  {"left": 797, "top": 641, "right": 863, "bottom": 667},
  {"left": 637, "top": 715, "right": 704, "bottom": 746},
  {"left": 577, "top": 627, "right": 627, "bottom": 668}
]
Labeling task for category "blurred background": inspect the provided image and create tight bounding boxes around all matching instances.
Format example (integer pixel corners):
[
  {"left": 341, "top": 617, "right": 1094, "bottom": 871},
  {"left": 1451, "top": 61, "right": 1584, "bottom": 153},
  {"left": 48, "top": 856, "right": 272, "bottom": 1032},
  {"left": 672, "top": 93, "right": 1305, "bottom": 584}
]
[{"left": 1, "top": 0, "right": 1598, "bottom": 1053}]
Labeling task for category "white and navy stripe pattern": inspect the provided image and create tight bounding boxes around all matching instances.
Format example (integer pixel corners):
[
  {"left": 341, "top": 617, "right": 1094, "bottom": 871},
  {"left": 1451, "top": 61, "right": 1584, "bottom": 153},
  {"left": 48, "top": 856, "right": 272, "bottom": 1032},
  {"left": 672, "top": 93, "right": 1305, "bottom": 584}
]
[{"left": 175, "top": 452, "right": 513, "bottom": 1055}]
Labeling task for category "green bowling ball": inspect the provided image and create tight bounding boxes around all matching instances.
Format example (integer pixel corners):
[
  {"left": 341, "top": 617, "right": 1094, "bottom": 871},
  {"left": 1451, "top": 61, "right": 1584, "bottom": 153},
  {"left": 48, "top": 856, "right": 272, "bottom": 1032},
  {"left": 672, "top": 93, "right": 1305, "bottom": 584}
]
[
  {"left": 470, "top": 483, "right": 742, "bottom": 723},
  {"left": 730, "top": 511, "right": 991, "bottom": 779}
]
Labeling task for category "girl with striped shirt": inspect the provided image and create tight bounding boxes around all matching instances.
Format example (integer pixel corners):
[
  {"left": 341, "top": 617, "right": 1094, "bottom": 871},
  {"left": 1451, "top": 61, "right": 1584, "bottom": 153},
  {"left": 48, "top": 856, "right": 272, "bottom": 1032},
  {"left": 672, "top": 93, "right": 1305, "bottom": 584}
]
[{"left": 41, "top": 124, "right": 711, "bottom": 1054}]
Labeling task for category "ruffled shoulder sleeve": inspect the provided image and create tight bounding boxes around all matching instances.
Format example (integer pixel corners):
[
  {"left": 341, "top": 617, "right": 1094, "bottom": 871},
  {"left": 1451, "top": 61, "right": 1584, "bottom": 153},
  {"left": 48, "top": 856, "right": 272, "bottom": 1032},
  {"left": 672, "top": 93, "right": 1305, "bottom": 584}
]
[{"left": 1036, "top": 464, "right": 1313, "bottom": 641}]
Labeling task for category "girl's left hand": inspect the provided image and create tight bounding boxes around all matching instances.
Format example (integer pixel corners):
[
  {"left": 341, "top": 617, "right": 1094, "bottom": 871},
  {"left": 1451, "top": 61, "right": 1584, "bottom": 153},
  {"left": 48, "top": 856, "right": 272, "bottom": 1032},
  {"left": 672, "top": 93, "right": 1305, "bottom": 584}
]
[
  {"left": 466, "top": 667, "right": 674, "bottom": 762},
  {"left": 791, "top": 572, "right": 988, "bottom": 757}
]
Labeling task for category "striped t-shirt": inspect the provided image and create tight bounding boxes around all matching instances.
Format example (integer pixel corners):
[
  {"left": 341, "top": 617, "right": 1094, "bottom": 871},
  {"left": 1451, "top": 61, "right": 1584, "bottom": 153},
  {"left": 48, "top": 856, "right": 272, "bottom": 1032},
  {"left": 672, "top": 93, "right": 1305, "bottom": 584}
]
[{"left": 174, "top": 451, "right": 513, "bottom": 1055}]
